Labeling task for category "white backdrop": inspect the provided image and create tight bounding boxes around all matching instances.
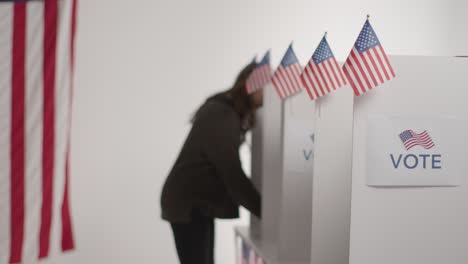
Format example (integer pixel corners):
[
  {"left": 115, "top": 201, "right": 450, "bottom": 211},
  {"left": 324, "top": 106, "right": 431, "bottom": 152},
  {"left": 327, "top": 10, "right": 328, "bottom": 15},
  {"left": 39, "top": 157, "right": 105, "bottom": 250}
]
[{"left": 45, "top": 0, "right": 467, "bottom": 263}]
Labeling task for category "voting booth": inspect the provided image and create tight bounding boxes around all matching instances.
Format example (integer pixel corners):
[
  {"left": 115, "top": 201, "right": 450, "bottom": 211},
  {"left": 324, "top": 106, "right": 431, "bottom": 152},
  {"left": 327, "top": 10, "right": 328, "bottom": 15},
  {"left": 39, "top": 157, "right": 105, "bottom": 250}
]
[
  {"left": 235, "top": 56, "right": 468, "bottom": 264},
  {"left": 236, "top": 62, "right": 354, "bottom": 263},
  {"left": 350, "top": 56, "right": 468, "bottom": 264}
]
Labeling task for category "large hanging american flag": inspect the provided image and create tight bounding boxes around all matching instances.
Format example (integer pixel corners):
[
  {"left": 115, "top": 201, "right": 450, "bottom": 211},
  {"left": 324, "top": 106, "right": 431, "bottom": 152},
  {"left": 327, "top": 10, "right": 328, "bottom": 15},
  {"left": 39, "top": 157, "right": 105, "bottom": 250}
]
[
  {"left": 343, "top": 19, "right": 395, "bottom": 96},
  {"left": 0, "top": 0, "right": 77, "bottom": 263},
  {"left": 301, "top": 36, "right": 347, "bottom": 100},
  {"left": 271, "top": 44, "right": 303, "bottom": 100},
  {"left": 246, "top": 51, "right": 272, "bottom": 95}
]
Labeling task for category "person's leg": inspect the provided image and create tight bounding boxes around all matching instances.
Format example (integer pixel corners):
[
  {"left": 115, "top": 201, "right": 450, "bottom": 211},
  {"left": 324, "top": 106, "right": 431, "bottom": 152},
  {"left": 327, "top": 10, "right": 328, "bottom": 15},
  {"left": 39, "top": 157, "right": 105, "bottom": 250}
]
[
  {"left": 170, "top": 222, "right": 192, "bottom": 263},
  {"left": 170, "top": 211, "right": 215, "bottom": 264},
  {"left": 206, "top": 216, "right": 215, "bottom": 264}
]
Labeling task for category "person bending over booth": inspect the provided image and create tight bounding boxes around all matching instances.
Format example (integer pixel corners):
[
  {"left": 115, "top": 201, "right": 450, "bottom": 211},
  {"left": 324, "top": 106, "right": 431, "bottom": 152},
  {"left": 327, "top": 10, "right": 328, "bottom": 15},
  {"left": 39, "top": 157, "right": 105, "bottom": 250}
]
[{"left": 160, "top": 62, "right": 263, "bottom": 264}]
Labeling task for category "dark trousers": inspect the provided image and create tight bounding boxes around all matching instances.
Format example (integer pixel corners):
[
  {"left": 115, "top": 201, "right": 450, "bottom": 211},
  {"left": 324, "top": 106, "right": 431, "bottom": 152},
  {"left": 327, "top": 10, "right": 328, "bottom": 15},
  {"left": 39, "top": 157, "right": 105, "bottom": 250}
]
[{"left": 170, "top": 211, "right": 215, "bottom": 264}]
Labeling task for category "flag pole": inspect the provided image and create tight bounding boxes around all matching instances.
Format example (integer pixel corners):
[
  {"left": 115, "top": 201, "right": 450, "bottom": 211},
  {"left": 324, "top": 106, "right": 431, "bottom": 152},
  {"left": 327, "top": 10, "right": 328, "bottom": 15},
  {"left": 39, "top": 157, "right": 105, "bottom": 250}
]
[
  {"left": 316, "top": 32, "right": 327, "bottom": 118},
  {"left": 315, "top": 96, "right": 322, "bottom": 118}
]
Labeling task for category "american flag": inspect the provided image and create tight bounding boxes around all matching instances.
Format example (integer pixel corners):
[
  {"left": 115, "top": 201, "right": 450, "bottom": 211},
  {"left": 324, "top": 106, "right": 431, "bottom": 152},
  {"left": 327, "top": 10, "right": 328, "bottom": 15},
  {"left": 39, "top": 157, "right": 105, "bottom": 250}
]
[
  {"left": 241, "top": 240, "right": 250, "bottom": 264},
  {"left": 343, "top": 19, "right": 395, "bottom": 96},
  {"left": 301, "top": 36, "right": 347, "bottom": 100},
  {"left": 254, "top": 253, "right": 265, "bottom": 264},
  {"left": 399, "top": 130, "right": 435, "bottom": 150},
  {"left": 0, "top": 0, "right": 77, "bottom": 263},
  {"left": 246, "top": 51, "right": 272, "bottom": 94},
  {"left": 271, "top": 44, "right": 303, "bottom": 99}
]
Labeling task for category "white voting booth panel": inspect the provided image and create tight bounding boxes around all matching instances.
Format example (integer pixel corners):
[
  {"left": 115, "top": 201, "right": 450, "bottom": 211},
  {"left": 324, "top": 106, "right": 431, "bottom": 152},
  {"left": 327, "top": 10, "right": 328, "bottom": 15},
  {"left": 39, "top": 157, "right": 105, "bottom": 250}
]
[
  {"left": 241, "top": 89, "right": 316, "bottom": 264},
  {"left": 238, "top": 73, "right": 354, "bottom": 264},
  {"left": 250, "top": 106, "right": 263, "bottom": 239},
  {"left": 350, "top": 56, "right": 468, "bottom": 264},
  {"left": 239, "top": 82, "right": 285, "bottom": 263},
  {"left": 249, "top": 82, "right": 284, "bottom": 242},
  {"left": 277, "top": 91, "right": 315, "bottom": 262},
  {"left": 310, "top": 85, "right": 354, "bottom": 264}
]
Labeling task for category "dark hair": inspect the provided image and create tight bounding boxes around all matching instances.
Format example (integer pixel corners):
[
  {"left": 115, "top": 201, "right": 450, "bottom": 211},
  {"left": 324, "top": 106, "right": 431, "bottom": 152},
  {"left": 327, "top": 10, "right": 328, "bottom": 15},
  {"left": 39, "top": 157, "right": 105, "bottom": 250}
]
[
  {"left": 225, "top": 62, "right": 257, "bottom": 130},
  {"left": 192, "top": 62, "right": 257, "bottom": 131}
]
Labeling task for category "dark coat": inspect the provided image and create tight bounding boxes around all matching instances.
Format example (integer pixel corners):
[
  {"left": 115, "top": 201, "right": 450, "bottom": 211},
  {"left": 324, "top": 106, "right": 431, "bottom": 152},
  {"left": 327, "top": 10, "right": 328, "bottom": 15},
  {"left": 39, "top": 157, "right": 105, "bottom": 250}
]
[{"left": 160, "top": 93, "right": 261, "bottom": 223}]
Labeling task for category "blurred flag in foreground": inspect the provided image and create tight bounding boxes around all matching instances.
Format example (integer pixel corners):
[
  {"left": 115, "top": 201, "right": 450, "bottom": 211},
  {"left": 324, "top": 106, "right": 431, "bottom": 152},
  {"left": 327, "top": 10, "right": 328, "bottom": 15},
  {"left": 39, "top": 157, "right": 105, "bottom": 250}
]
[
  {"left": 254, "top": 251, "right": 265, "bottom": 264},
  {"left": 241, "top": 240, "right": 250, "bottom": 264}
]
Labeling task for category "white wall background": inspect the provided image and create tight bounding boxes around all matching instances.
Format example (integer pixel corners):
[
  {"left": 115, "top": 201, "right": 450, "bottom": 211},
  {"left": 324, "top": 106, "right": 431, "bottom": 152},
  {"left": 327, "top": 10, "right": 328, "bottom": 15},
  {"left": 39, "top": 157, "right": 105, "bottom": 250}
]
[
  {"left": 451, "top": 1, "right": 468, "bottom": 56},
  {"left": 46, "top": 0, "right": 467, "bottom": 263}
]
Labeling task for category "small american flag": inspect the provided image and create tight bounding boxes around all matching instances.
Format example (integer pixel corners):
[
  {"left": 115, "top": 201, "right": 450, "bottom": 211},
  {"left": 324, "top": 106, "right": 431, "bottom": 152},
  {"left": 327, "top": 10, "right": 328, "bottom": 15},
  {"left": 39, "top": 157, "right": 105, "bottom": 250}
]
[
  {"left": 272, "top": 44, "right": 303, "bottom": 99},
  {"left": 301, "top": 36, "right": 347, "bottom": 100},
  {"left": 254, "top": 253, "right": 265, "bottom": 264},
  {"left": 343, "top": 19, "right": 395, "bottom": 96},
  {"left": 241, "top": 240, "right": 250, "bottom": 264},
  {"left": 246, "top": 51, "right": 272, "bottom": 94},
  {"left": 399, "top": 130, "right": 435, "bottom": 150}
]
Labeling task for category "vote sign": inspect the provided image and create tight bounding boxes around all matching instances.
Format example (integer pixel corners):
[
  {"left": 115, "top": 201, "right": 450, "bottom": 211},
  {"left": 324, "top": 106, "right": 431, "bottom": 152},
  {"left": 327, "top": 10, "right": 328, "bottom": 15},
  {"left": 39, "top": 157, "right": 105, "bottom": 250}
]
[{"left": 366, "top": 116, "right": 463, "bottom": 187}]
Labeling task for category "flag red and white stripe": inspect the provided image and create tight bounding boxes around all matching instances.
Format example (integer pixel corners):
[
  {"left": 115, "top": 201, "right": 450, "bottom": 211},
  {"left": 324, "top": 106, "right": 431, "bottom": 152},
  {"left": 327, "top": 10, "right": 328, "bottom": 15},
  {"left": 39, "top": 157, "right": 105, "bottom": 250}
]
[
  {"left": 271, "top": 44, "right": 303, "bottom": 99},
  {"left": 241, "top": 240, "right": 250, "bottom": 264},
  {"left": 246, "top": 51, "right": 272, "bottom": 94},
  {"left": 246, "top": 65, "right": 271, "bottom": 94},
  {"left": 343, "top": 19, "right": 395, "bottom": 96},
  {"left": 254, "top": 252, "right": 265, "bottom": 264},
  {"left": 271, "top": 64, "right": 303, "bottom": 99},
  {"left": 399, "top": 130, "right": 435, "bottom": 150},
  {"left": 301, "top": 36, "right": 347, "bottom": 100},
  {"left": 0, "top": 0, "right": 77, "bottom": 263}
]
